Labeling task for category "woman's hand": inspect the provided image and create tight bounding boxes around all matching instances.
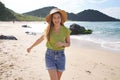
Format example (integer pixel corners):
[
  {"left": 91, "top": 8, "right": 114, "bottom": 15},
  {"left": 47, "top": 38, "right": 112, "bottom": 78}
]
[
  {"left": 56, "top": 42, "right": 64, "bottom": 47},
  {"left": 27, "top": 47, "right": 32, "bottom": 53}
]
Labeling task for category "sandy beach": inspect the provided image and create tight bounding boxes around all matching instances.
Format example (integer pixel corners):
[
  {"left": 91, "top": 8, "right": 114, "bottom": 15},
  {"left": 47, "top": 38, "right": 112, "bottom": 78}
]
[{"left": 0, "top": 21, "right": 120, "bottom": 80}]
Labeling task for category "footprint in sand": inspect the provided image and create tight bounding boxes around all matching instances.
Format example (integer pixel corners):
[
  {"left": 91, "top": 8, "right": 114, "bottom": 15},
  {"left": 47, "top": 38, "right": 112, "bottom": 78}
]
[
  {"left": 14, "top": 77, "right": 23, "bottom": 80},
  {"left": 0, "top": 48, "right": 2, "bottom": 52},
  {"left": 3, "top": 52, "right": 8, "bottom": 54},
  {"left": 13, "top": 44, "right": 17, "bottom": 47},
  {"left": 111, "top": 72, "right": 116, "bottom": 76},
  {"left": 86, "top": 70, "right": 91, "bottom": 74}
]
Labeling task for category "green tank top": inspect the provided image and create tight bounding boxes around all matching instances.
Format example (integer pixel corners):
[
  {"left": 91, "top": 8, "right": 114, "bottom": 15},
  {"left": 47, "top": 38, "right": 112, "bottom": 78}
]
[{"left": 46, "top": 26, "right": 71, "bottom": 50}]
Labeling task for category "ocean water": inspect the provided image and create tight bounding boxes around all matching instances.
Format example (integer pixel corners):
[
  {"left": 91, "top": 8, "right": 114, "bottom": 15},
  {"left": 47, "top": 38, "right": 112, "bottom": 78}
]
[
  {"left": 24, "top": 21, "right": 120, "bottom": 52},
  {"left": 65, "top": 21, "right": 120, "bottom": 52}
]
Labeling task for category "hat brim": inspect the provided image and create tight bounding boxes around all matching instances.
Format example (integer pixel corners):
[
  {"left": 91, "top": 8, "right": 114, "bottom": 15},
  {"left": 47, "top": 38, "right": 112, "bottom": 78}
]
[{"left": 46, "top": 10, "right": 67, "bottom": 23}]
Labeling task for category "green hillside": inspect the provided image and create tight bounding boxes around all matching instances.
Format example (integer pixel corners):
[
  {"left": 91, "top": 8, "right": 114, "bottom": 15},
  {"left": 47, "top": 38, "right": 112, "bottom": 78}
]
[
  {"left": 0, "top": 2, "right": 43, "bottom": 21},
  {"left": 24, "top": 6, "right": 120, "bottom": 21},
  {"left": 23, "top": 6, "right": 56, "bottom": 18},
  {"left": 0, "top": 2, "right": 15, "bottom": 21}
]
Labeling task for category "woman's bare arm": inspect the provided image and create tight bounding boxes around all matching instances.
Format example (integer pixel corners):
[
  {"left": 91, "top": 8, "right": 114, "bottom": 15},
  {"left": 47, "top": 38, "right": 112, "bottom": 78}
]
[
  {"left": 27, "top": 35, "right": 45, "bottom": 53},
  {"left": 63, "top": 35, "right": 70, "bottom": 47}
]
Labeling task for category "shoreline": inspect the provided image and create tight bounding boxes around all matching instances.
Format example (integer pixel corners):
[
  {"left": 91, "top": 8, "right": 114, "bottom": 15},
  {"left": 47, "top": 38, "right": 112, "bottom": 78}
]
[{"left": 70, "top": 38, "right": 120, "bottom": 54}]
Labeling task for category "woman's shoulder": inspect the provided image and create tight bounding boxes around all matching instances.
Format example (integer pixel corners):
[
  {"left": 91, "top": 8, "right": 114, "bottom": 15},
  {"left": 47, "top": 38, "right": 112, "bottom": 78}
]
[
  {"left": 61, "top": 25, "right": 71, "bottom": 34},
  {"left": 61, "top": 25, "right": 69, "bottom": 30}
]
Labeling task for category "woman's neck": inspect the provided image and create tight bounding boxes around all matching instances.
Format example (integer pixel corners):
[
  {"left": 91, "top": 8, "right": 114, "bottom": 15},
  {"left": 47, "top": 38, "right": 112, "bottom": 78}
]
[
  {"left": 54, "top": 24, "right": 61, "bottom": 30},
  {"left": 53, "top": 24, "right": 61, "bottom": 34}
]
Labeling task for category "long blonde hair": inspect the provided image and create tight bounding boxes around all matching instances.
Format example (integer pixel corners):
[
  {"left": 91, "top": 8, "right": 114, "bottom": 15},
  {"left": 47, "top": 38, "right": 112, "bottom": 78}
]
[{"left": 45, "top": 12, "right": 64, "bottom": 41}]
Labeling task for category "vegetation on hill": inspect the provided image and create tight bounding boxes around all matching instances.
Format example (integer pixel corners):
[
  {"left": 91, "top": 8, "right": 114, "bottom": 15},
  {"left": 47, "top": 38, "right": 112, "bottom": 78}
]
[
  {"left": 0, "top": 2, "right": 43, "bottom": 21},
  {"left": 23, "top": 6, "right": 56, "bottom": 18},
  {"left": 24, "top": 6, "right": 120, "bottom": 21},
  {"left": 68, "top": 9, "right": 120, "bottom": 21},
  {"left": 0, "top": 2, "right": 15, "bottom": 21},
  {"left": 14, "top": 14, "right": 44, "bottom": 21}
]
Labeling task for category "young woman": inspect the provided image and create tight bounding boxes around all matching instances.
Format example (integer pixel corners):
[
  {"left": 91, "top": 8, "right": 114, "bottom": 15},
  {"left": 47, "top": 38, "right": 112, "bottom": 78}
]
[{"left": 27, "top": 8, "right": 71, "bottom": 80}]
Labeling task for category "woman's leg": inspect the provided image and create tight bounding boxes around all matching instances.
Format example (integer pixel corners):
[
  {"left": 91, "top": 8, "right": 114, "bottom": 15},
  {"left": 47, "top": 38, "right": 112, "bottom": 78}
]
[
  {"left": 48, "top": 69, "right": 59, "bottom": 80},
  {"left": 57, "top": 70, "right": 63, "bottom": 80},
  {"left": 48, "top": 70, "right": 63, "bottom": 80}
]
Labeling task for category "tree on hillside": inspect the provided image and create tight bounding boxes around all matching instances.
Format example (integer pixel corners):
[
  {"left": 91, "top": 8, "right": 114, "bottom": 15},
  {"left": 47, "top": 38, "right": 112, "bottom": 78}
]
[{"left": 0, "top": 2, "right": 15, "bottom": 21}]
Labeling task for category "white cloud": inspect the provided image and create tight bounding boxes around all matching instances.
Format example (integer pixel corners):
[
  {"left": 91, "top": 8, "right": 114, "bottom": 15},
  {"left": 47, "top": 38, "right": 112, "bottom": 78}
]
[
  {"left": 0, "top": 0, "right": 85, "bottom": 13},
  {"left": 87, "top": 0, "right": 108, "bottom": 4},
  {"left": 56, "top": 0, "right": 85, "bottom": 13},
  {"left": 100, "top": 7, "right": 120, "bottom": 19}
]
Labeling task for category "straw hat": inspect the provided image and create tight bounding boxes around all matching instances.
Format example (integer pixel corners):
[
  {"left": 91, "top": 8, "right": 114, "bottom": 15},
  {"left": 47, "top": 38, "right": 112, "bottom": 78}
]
[{"left": 46, "top": 8, "right": 67, "bottom": 23}]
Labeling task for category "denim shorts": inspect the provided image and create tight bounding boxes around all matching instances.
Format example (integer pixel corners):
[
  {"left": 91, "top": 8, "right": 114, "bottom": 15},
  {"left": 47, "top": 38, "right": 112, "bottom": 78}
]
[{"left": 45, "top": 48, "right": 65, "bottom": 72}]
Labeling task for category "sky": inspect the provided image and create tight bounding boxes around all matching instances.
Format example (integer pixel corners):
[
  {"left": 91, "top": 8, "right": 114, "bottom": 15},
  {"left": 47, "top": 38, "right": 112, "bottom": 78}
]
[{"left": 1, "top": 0, "right": 120, "bottom": 19}]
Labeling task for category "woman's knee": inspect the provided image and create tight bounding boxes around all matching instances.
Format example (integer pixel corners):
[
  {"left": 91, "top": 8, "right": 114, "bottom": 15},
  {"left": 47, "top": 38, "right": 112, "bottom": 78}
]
[{"left": 48, "top": 69, "right": 59, "bottom": 80}]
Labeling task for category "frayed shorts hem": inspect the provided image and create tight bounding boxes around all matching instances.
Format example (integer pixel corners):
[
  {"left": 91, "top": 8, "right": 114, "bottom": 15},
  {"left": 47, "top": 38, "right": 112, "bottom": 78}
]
[{"left": 46, "top": 67, "right": 65, "bottom": 72}]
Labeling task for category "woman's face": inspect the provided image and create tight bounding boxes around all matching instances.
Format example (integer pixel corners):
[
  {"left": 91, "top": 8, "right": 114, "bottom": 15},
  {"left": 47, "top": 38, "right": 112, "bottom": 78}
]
[{"left": 52, "top": 13, "right": 62, "bottom": 26}]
